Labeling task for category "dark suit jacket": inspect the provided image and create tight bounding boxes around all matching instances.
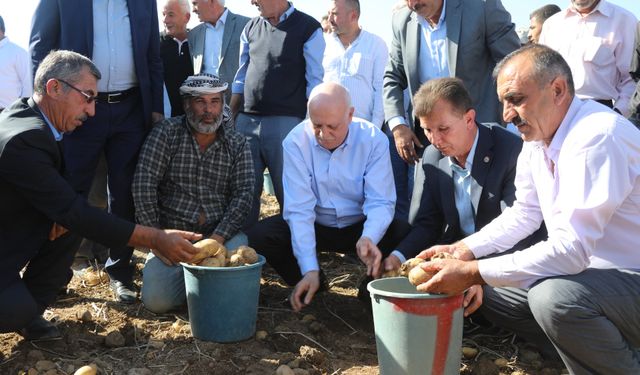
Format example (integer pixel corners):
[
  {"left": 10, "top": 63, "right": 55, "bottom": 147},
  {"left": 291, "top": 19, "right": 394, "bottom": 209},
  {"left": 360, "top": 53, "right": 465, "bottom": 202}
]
[
  {"left": 383, "top": 0, "right": 520, "bottom": 126},
  {"left": 29, "top": 0, "right": 163, "bottom": 127},
  {"left": 188, "top": 11, "right": 250, "bottom": 102},
  {"left": 396, "top": 123, "right": 545, "bottom": 259},
  {"left": 0, "top": 98, "right": 134, "bottom": 289}
]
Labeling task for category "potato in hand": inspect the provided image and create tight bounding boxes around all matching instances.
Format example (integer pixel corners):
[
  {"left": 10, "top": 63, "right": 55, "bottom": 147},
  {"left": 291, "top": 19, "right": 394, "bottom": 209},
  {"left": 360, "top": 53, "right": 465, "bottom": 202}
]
[{"left": 407, "top": 252, "right": 455, "bottom": 286}]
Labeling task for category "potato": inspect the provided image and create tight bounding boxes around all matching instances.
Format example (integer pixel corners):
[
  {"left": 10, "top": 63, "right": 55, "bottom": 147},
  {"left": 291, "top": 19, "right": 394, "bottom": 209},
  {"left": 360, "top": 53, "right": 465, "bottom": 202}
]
[
  {"left": 73, "top": 364, "right": 97, "bottom": 375},
  {"left": 407, "top": 252, "right": 455, "bottom": 286},
  {"left": 408, "top": 266, "right": 435, "bottom": 286},
  {"left": 236, "top": 245, "right": 258, "bottom": 264},
  {"left": 228, "top": 253, "right": 245, "bottom": 267},
  {"left": 199, "top": 256, "right": 225, "bottom": 267},
  {"left": 191, "top": 239, "right": 227, "bottom": 264},
  {"left": 399, "top": 258, "right": 425, "bottom": 277}
]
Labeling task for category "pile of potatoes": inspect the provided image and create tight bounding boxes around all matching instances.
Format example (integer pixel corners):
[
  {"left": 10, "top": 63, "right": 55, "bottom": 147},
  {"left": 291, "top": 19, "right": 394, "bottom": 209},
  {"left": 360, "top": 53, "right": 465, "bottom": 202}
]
[
  {"left": 383, "top": 252, "right": 455, "bottom": 286},
  {"left": 189, "top": 239, "right": 259, "bottom": 267}
]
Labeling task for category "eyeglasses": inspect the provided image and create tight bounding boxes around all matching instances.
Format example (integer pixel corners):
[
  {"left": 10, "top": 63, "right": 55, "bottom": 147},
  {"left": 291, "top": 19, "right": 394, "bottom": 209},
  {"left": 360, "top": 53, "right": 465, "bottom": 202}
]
[{"left": 57, "top": 78, "right": 98, "bottom": 104}]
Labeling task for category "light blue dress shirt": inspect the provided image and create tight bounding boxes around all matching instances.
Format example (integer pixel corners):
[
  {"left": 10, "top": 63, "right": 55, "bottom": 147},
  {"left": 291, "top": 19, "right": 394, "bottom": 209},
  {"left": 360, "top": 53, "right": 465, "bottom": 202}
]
[
  {"left": 449, "top": 129, "right": 479, "bottom": 237},
  {"left": 92, "top": 0, "right": 138, "bottom": 92},
  {"left": 232, "top": 2, "right": 325, "bottom": 98},
  {"left": 416, "top": 1, "right": 450, "bottom": 85},
  {"left": 282, "top": 118, "right": 395, "bottom": 275},
  {"left": 388, "top": 0, "right": 451, "bottom": 129},
  {"left": 40, "top": 109, "right": 63, "bottom": 141},
  {"left": 202, "top": 9, "right": 228, "bottom": 76},
  {"left": 391, "top": 127, "right": 478, "bottom": 263}
]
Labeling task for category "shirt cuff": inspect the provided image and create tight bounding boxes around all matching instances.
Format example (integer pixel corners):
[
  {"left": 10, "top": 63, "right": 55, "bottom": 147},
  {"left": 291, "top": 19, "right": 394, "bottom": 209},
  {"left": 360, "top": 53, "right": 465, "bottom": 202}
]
[
  {"left": 362, "top": 227, "right": 384, "bottom": 246},
  {"left": 387, "top": 116, "right": 408, "bottom": 131},
  {"left": 464, "top": 232, "right": 495, "bottom": 259},
  {"left": 390, "top": 250, "right": 407, "bottom": 263},
  {"left": 231, "top": 82, "right": 244, "bottom": 95},
  {"left": 298, "top": 255, "right": 320, "bottom": 276}
]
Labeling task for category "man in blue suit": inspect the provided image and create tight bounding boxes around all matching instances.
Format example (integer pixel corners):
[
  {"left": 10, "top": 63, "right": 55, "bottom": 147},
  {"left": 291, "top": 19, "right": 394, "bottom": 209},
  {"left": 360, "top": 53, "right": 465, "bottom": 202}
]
[
  {"left": 383, "top": 78, "right": 546, "bottom": 317},
  {"left": 30, "top": 0, "right": 164, "bottom": 303}
]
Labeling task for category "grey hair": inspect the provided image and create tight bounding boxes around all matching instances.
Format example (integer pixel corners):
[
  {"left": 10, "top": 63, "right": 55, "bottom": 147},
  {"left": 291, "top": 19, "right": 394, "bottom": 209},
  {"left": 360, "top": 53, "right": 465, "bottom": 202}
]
[
  {"left": 171, "top": 0, "right": 191, "bottom": 13},
  {"left": 493, "top": 44, "right": 575, "bottom": 96},
  {"left": 34, "top": 50, "right": 101, "bottom": 95}
]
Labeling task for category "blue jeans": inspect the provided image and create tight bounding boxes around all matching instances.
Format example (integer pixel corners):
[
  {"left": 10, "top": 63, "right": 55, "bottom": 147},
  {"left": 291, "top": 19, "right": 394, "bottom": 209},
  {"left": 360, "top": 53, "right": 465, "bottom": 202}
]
[
  {"left": 388, "top": 133, "right": 415, "bottom": 222},
  {"left": 141, "top": 232, "right": 248, "bottom": 313},
  {"left": 235, "top": 113, "right": 302, "bottom": 229}
]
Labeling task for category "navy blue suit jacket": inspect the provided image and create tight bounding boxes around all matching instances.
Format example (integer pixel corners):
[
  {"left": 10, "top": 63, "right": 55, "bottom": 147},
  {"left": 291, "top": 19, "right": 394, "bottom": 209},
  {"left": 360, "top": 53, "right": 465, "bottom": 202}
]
[
  {"left": 29, "top": 0, "right": 163, "bottom": 127},
  {"left": 397, "top": 123, "right": 546, "bottom": 259},
  {"left": 0, "top": 99, "right": 134, "bottom": 289}
]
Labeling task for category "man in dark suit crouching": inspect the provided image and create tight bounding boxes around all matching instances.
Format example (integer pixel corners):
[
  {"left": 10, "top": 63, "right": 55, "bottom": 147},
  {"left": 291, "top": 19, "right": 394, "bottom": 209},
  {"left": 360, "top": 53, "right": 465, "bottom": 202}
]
[
  {"left": 383, "top": 77, "right": 546, "bottom": 317},
  {"left": 0, "top": 50, "right": 201, "bottom": 340}
]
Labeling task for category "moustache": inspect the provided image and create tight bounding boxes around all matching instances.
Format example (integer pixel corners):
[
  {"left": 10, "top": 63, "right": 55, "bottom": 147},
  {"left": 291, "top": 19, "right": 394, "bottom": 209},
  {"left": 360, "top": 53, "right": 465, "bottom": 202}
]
[{"left": 512, "top": 115, "right": 525, "bottom": 126}]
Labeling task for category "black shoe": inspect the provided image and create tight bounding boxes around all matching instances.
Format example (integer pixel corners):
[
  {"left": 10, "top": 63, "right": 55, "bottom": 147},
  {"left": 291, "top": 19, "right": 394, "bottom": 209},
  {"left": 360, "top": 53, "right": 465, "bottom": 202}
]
[
  {"left": 110, "top": 280, "right": 137, "bottom": 304},
  {"left": 19, "top": 316, "right": 61, "bottom": 341}
]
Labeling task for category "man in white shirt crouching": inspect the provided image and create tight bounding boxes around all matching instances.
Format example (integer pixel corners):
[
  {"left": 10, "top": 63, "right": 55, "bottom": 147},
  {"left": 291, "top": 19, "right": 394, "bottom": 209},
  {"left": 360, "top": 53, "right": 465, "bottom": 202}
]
[
  {"left": 247, "top": 82, "right": 410, "bottom": 312},
  {"left": 412, "top": 44, "right": 640, "bottom": 374}
]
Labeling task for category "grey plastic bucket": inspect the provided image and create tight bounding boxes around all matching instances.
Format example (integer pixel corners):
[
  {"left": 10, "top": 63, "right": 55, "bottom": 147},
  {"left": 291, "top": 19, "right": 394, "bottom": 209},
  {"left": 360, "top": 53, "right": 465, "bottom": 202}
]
[
  {"left": 367, "top": 277, "right": 464, "bottom": 375},
  {"left": 181, "top": 255, "right": 265, "bottom": 342}
]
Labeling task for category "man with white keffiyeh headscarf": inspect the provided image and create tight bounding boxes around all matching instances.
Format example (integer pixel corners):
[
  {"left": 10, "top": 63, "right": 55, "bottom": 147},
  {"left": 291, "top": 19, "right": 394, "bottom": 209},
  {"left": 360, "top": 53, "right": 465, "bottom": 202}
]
[{"left": 132, "top": 74, "right": 255, "bottom": 313}]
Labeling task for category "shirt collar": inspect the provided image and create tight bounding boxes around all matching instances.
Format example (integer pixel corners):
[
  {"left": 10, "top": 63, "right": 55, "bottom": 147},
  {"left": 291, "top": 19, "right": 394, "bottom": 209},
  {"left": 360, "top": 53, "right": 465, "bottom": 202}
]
[
  {"left": 417, "top": 0, "right": 447, "bottom": 30},
  {"left": 38, "top": 106, "right": 64, "bottom": 141},
  {"left": 449, "top": 125, "right": 479, "bottom": 171},
  {"left": 206, "top": 8, "right": 228, "bottom": 28},
  {"left": 279, "top": 2, "right": 295, "bottom": 23},
  {"left": 546, "top": 97, "right": 583, "bottom": 162}
]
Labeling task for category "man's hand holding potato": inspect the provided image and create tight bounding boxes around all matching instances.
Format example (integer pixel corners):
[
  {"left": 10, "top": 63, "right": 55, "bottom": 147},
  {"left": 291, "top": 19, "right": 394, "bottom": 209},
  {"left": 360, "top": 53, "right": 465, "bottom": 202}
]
[
  {"left": 414, "top": 241, "right": 485, "bottom": 316},
  {"left": 417, "top": 241, "right": 476, "bottom": 261},
  {"left": 382, "top": 253, "right": 402, "bottom": 274},
  {"left": 129, "top": 226, "right": 202, "bottom": 266}
]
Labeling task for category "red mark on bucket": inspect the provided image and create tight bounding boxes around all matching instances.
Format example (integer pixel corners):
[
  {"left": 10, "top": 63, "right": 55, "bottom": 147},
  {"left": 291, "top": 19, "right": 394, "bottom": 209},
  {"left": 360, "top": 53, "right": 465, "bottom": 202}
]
[{"left": 391, "top": 295, "right": 463, "bottom": 375}]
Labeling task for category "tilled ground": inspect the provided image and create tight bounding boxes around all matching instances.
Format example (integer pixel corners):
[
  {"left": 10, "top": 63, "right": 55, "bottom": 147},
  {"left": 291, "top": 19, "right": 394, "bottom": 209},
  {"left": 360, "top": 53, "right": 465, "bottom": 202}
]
[{"left": 1, "top": 196, "right": 567, "bottom": 375}]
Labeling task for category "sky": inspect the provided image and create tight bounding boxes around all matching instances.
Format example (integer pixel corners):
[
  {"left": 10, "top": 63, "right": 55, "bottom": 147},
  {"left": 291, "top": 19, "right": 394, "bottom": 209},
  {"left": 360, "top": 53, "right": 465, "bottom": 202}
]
[{"left": 1, "top": 0, "right": 639, "bottom": 52}]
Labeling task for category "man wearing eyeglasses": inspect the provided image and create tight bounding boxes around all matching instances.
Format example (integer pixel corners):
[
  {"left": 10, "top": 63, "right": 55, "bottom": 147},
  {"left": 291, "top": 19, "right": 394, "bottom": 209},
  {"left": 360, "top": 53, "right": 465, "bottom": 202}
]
[
  {"left": 29, "top": 0, "right": 165, "bottom": 303},
  {"left": 0, "top": 50, "right": 202, "bottom": 341}
]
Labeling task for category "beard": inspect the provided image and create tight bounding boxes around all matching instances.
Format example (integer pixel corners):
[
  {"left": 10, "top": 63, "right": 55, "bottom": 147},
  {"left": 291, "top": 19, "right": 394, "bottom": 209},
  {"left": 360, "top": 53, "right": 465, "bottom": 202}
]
[{"left": 186, "top": 110, "right": 224, "bottom": 134}]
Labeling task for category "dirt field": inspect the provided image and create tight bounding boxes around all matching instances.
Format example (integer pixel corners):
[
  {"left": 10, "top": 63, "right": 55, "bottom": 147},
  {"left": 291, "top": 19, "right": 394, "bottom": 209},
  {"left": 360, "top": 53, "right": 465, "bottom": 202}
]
[{"left": 0, "top": 195, "right": 567, "bottom": 375}]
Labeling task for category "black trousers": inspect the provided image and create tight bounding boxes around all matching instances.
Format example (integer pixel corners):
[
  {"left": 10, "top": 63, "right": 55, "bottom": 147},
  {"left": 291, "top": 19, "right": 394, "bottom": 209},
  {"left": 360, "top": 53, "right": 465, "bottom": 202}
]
[
  {"left": 0, "top": 231, "right": 81, "bottom": 332},
  {"left": 247, "top": 214, "right": 411, "bottom": 286}
]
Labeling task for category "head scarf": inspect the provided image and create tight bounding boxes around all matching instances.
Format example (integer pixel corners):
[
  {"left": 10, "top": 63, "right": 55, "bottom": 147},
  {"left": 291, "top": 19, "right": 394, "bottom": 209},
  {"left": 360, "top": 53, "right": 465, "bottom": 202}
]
[{"left": 179, "top": 74, "right": 228, "bottom": 97}]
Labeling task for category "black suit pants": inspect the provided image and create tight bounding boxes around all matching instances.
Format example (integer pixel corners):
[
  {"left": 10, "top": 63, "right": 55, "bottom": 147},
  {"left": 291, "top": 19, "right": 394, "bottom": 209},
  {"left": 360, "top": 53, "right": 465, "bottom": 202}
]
[
  {"left": 247, "top": 214, "right": 411, "bottom": 286},
  {"left": 0, "top": 231, "right": 81, "bottom": 332}
]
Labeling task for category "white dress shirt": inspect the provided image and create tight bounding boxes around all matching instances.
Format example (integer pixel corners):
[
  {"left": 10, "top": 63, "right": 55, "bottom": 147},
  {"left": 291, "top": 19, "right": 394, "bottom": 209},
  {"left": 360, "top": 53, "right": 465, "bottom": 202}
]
[
  {"left": 232, "top": 3, "right": 325, "bottom": 98},
  {"left": 202, "top": 9, "right": 228, "bottom": 76},
  {"left": 92, "top": 0, "right": 138, "bottom": 92},
  {"left": 539, "top": 1, "right": 638, "bottom": 116},
  {"left": 465, "top": 98, "right": 640, "bottom": 288},
  {"left": 322, "top": 29, "right": 388, "bottom": 127},
  {"left": 0, "top": 37, "right": 31, "bottom": 108},
  {"left": 282, "top": 117, "right": 395, "bottom": 275}
]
